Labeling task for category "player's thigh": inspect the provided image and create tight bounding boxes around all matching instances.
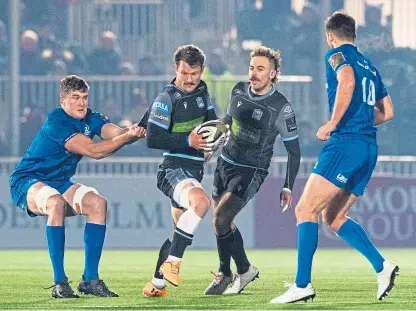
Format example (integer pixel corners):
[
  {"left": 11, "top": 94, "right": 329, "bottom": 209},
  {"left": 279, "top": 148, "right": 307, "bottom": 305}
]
[
  {"left": 346, "top": 143, "right": 378, "bottom": 196},
  {"left": 212, "top": 158, "right": 227, "bottom": 206},
  {"left": 221, "top": 160, "right": 268, "bottom": 204},
  {"left": 26, "top": 181, "right": 68, "bottom": 216},
  {"left": 295, "top": 173, "right": 344, "bottom": 219},
  {"left": 62, "top": 183, "right": 104, "bottom": 216},
  {"left": 313, "top": 139, "right": 369, "bottom": 190},
  {"left": 158, "top": 165, "right": 206, "bottom": 208}
]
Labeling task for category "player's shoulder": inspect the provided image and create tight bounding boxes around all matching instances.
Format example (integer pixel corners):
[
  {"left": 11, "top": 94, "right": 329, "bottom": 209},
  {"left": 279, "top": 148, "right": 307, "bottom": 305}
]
[
  {"left": 232, "top": 81, "right": 249, "bottom": 95},
  {"left": 273, "top": 89, "right": 289, "bottom": 104},
  {"left": 272, "top": 90, "right": 293, "bottom": 114},
  {"left": 46, "top": 108, "right": 72, "bottom": 125},
  {"left": 85, "top": 108, "right": 110, "bottom": 124}
]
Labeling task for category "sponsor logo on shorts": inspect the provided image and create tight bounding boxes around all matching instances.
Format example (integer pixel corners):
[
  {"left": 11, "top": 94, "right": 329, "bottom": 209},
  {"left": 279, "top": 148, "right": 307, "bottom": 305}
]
[{"left": 336, "top": 173, "right": 348, "bottom": 184}]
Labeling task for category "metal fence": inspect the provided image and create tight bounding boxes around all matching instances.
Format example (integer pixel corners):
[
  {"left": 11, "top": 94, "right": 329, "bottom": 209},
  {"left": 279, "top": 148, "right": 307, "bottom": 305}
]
[
  {"left": 0, "top": 74, "right": 313, "bottom": 119},
  {"left": 1, "top": 156, "right": 414, "bottom": 178}
]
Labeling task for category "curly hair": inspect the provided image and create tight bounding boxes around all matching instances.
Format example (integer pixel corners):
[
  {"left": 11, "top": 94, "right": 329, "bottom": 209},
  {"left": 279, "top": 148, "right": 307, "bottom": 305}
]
[
  {"left": 60, "top": 75, "right": 89, "bottom": 96},
  {"left": 250, "top": 46, "right": 281, "bottom": 83}
]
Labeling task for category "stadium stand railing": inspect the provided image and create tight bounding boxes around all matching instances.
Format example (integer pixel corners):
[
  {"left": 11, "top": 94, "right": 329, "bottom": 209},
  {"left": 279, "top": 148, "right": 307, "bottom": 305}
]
[{"left": 0, "top": 157, "right": 414, "bottom": 178}]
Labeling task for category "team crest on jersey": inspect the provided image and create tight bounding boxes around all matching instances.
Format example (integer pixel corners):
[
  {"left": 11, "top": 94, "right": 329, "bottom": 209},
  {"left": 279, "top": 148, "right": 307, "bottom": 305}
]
[
  {"left": 84, "top": 125, "right": 91, "bottom": 136},
  {"left": 328, "top": 52, "right": 345, "bottom": 70},
  {"left": 252, "top": 109, "right": 263, "bottom": 121},
  {"left": 174, "top": 92, "right": 181, "bottom": 99},
  {"left": 196, "top": 97, "right": 204, "bottom": 108}
]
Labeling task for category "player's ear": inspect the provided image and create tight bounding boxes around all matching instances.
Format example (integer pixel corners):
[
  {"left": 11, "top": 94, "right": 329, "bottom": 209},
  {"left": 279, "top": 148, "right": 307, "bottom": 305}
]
[
  {"left": 174, "top": 64, "right": 179, "bottom": 73},
  {"left": 270, "top": 69, "right": 276, "bottom": 79}
]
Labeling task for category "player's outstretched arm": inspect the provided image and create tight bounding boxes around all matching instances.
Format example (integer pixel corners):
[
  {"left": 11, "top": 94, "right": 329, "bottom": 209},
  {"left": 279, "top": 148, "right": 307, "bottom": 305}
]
[
  {"left": 65, "top": 125, "right": 145, "bottom": 159},
  {"left": 374, "top": 95, "right": 394, "bottom": 126},
  {"left": 100, "top": 123, "right": 146, "bottom": 144}
]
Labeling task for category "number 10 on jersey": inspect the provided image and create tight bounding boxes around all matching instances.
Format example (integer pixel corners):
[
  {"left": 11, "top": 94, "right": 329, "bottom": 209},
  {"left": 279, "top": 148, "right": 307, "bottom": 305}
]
[{"left": 362, "top": 77, "right": 375, "bottom": 106}]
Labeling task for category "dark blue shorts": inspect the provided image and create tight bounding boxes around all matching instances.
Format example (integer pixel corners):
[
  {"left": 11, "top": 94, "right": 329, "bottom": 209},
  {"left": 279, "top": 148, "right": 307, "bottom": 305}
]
[
  {"left": 10, "top": 178, "right": 74, "bottom": 217},
  {"left": 312, "top": 138, "right": 377, "bottom": 196}
]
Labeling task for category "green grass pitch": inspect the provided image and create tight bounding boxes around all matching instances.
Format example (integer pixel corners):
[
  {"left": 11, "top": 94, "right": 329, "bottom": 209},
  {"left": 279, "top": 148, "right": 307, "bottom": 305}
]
[{"left": 0, "top": 249, "right": 415, "bottom": 310}]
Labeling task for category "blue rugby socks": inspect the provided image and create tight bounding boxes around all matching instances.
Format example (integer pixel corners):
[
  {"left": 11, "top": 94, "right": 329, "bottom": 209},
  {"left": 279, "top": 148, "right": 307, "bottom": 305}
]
[
  {"left": 295, "top": 222, "right": 319, "bottom": 288},
  {"left": 46, "top": 225, "right": 66, "bottom": 284},
  {"left": 83, "top": 223, "right": 106, "bottom": 281},
  {"left": 337, "top": 218, "right": 384, "bottom": 273}
]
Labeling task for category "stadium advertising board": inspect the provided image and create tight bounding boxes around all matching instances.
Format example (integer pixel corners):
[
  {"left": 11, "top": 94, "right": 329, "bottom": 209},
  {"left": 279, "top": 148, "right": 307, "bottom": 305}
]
[
  {"left": 0, "top": 176, "right": 255, "bottom": 249},
  {"left": 255, "top": 176, "right": 416, "bottom": 248}
]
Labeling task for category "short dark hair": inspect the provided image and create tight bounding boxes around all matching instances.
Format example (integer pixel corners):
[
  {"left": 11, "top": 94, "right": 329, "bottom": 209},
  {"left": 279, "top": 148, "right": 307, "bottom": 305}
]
[
  {"left": 173, "top": 44, "right": 206, "bottom": 68},
  {"left": 325, "top": 10, "right": 356, "bottom": 41},
  {"left": 60, "top": 75, "right": 89, "bottom": 96},
  {"left": 250, "top": 46, "right": 281, "bottom": 83}
]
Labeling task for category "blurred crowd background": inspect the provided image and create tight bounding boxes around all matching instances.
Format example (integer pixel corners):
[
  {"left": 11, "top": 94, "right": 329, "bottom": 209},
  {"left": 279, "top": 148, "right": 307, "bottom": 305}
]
[{"left": 0, "top": 0, "right": 415, "bottom": 157}]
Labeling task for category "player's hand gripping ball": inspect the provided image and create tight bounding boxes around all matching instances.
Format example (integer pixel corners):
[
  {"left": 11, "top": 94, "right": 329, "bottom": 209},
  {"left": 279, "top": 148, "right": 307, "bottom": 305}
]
[{"left": 195, "top": 120, "right": 230, "bottom": 152}]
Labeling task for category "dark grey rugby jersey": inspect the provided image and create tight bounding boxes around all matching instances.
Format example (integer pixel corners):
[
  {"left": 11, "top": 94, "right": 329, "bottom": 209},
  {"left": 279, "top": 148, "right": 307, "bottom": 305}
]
[
  {"left": 146, "top": 79, "right": 217, "bottom": 164},
  {"left": 222, "top": 82, "right": 299, "bottom": 170}
]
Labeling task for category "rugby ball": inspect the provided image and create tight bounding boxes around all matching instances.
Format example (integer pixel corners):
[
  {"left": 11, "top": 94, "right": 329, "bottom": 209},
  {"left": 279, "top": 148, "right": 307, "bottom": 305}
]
[{"left": 195, "top": 120, "right": 230, "bottom": 152}]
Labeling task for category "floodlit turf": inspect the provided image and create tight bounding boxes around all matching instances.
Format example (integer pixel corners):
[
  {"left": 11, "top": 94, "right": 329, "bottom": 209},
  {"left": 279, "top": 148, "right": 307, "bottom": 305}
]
[{"left": 0, "top": 249, "right": 415, "bottom": 310}]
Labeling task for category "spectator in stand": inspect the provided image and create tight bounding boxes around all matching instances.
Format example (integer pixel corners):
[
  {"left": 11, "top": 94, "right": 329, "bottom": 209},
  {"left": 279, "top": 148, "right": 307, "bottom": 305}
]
[
  {"left": 136, "top": 56, "right": 163, "bottom": 75},
  {"left": 120, "top": 61, "right": 136, "bottom": 75},
  {"left": 20, "top": 30, "right": 49, "bottom": 75},
  {"left": 88, "top": 31, "right": 122, "bottom": 75},
  {"left": 20, "top": 102, "right": 47, "bottom": 153}
]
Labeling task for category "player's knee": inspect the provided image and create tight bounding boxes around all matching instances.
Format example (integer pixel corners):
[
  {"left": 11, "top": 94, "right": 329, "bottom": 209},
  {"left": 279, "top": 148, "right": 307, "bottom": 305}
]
[
  {"left": 189, "top": 188, "right": 210, "bottom": 216},
  {"left": 295, "top": 201, "right": 320, "bottom": 221},
  {"left": 46, "top": 196, "right": 66, "bottom": 218},
  {"left": 88, "top": 195, "right": 107, "bottom": 218}
]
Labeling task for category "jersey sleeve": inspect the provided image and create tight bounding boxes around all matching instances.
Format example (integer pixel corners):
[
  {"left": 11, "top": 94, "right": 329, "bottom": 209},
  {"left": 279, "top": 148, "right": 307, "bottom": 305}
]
[
  {"left": 90, "top": 112, "right": 111, "bottom": 138},
  {"left": 205, "top": 93, "right": 218, "bottom": 121},
  {"left": 147, "top": 92, "right": 173, "bottom": 130},
  {"left": 45, "top": 118, "right": 79, "bottom": 146},
  {"left": 276, "top": 102, "right": 299, "bottom": 141},
  {"left": 326, "top": 50, "right": 350, "bottom": 74}
]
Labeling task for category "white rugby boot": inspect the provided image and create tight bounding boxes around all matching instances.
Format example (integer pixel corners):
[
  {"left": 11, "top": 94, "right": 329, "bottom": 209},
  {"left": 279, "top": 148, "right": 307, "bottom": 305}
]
[
  {"left": 269, "top": 282, "right": 316, "bottom": 304},
  {"left": 377, "top": 260, "right": 399, "bottom": 301},
  {"left": 223, "top": 265, "right": 259, "bottom": 294}
]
